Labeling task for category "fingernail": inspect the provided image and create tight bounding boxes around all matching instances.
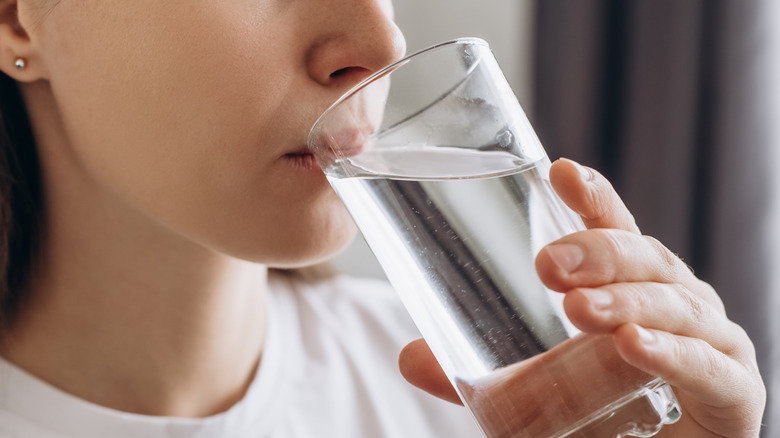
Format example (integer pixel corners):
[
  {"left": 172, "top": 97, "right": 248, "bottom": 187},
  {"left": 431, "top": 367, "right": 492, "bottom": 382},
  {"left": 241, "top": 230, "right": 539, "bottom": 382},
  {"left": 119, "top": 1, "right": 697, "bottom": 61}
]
[
  {"left": 571, "top": 160, "right": 594, "bottom": 182},
  {"left": 583, "top": 289, "right": 613, "bottom": 310},
  {"left": 546, "top": 244, "right": 584, "bottom": 274},
  {"left": 635, "top": 326, "right": 656, "bottom": 347}
]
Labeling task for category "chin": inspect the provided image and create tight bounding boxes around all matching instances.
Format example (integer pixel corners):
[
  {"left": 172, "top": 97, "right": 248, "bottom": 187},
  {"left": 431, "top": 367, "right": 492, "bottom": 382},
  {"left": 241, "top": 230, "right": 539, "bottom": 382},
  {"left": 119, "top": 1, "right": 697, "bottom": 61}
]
[
  {"left": 228, "top": 218, "right": 359, "bottom": 269},
  {"left": 277, "top": 226, "right": 359, "bottom": 268},
  {"left": 205, "top": 187, "right": 359, "bottom": 267}
]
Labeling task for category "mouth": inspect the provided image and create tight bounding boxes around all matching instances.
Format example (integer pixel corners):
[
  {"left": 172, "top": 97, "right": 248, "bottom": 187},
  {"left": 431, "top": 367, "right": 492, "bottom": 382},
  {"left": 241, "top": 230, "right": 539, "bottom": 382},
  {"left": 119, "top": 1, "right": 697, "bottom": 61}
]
[
  {"left": 307, "top": 129, "right": 370, "bottom": 169},
  {"left": 282, "top": 148, "right": 319, "bottom": 171}
]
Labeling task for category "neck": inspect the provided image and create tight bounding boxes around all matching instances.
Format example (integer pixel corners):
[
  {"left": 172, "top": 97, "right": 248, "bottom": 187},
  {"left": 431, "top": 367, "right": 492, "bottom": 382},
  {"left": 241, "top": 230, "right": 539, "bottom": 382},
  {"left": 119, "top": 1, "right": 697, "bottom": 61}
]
[
  {"left": 2, "top": 82, "right": 269, "bottom": 418},
  {"left": 4, "top": 202, "right": 269, "bottom": 418},
  {"left": 4, "top": 218, "right": 269, "bottom": 418}
]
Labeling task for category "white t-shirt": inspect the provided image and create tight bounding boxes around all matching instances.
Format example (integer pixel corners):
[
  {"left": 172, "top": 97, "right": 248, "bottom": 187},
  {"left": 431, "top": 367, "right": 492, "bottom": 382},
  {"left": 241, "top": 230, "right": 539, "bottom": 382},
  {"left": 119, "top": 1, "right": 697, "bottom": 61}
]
[{"left": 0, "top": 273, "right": 483, "bottom": 438}]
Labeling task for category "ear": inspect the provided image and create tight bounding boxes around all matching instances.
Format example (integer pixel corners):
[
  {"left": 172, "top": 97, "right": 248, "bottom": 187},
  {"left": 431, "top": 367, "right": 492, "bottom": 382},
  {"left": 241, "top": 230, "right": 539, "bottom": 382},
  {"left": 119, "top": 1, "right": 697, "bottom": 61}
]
[{"left": 0, "top": 0, "right": 48, "bottom": 82}]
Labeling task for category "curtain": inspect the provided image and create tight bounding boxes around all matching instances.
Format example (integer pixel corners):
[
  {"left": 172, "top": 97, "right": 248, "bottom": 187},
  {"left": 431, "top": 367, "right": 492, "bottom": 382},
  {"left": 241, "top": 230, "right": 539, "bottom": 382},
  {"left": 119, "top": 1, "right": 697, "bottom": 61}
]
[{"left": 533, "top": 0, "right": 779, "bottom": 434}]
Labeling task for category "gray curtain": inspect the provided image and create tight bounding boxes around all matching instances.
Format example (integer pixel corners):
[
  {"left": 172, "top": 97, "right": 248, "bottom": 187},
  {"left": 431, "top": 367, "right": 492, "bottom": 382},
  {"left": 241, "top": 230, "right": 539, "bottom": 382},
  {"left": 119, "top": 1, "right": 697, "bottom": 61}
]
[{"left": 533, "top": 0, "right": 779, "bottom": 434}]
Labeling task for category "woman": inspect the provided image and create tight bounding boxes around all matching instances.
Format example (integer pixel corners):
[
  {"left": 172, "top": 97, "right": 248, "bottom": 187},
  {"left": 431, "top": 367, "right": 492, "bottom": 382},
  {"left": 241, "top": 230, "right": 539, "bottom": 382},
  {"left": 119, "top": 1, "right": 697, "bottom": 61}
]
[{"left": 0, "top": 0, "right": 765, "bottom": 437}]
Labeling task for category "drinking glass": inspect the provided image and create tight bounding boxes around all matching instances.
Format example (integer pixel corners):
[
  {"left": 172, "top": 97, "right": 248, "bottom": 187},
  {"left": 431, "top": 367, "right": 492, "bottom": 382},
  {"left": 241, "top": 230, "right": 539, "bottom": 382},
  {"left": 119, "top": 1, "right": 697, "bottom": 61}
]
[{"left": 308, "top": 38, "right": 681, "bottom": 438}]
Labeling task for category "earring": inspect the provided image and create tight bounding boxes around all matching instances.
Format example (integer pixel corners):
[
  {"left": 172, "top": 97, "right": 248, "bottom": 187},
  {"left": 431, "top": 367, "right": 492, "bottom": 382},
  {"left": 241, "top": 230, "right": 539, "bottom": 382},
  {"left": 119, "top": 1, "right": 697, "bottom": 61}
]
[{"left": 14, "top": 58, "right": 25, "bottom": 70}]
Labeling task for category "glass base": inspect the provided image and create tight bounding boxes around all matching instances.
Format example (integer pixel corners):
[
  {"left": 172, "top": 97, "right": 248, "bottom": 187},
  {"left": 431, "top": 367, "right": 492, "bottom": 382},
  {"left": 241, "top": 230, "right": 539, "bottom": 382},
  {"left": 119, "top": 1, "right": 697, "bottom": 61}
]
[
  {"left": 459, "top": 335, "right": 682, "bottom": 438},
  {"left": 556, "top": 379, "right": 681, "bottom": 438}
]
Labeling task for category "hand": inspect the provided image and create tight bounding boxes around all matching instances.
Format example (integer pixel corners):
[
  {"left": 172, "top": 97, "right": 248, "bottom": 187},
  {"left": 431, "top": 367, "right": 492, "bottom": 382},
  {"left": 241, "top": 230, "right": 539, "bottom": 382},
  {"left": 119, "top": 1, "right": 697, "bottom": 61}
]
[{"left": 399, "top": 158, "right": 765, "bottom": 437}]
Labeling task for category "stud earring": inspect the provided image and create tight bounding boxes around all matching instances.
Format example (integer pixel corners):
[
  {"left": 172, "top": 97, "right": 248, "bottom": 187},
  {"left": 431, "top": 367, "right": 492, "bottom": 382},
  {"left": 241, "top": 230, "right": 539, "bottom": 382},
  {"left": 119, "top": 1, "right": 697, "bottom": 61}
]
[{"left": 14, "top": 58, "right": 25, "bottom": 70}]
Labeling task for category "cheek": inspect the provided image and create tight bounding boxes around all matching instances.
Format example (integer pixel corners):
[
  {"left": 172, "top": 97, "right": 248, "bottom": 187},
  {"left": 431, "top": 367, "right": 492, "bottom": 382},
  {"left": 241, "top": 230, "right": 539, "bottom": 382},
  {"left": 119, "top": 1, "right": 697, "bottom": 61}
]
[
  {"left": 43, "top": 0, "right": 293, "bottom": 166},
  {"left": 47, "top": 13, "right": 286, "bottom": 172},
  {"left": 39, "top": 2, "right": 352, "bottom": 263}
]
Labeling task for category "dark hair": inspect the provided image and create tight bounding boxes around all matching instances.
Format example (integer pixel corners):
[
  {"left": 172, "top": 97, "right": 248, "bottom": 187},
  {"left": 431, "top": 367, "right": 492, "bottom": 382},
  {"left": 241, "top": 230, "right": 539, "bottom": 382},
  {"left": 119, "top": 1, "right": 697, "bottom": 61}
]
[{"left": 0, "top": 72, "right": 44, "bottom": 330}]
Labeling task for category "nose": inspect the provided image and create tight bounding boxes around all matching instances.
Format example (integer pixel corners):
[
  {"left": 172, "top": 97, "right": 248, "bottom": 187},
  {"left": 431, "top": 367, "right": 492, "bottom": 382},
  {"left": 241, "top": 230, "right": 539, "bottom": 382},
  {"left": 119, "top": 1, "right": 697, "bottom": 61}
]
[{"left": 306, "top": 0, "right": 407, "bottom": 88}]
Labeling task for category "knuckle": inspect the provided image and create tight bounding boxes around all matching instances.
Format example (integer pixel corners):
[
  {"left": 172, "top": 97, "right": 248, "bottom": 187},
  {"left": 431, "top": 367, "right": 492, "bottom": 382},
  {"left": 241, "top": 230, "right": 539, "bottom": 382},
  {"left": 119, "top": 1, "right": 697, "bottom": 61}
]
[
  {"left": 681, "top": 337, "right": 722, "bottom": 378},
  {"left": 676, "top": 284, "right": 709, "bottom": 327},
  {"left": 589, "top": 229, "right": 631, "bottom": 281},
  {"left": 701, "top": 349, "right": 724, "bottom": 380},
  {"left": 642, "top": 235, "right": 678, "bottom": 282},
  {"left": 587, "top": 179, "right": 613, "bottom": 220},
  {"left": 592, "top": 228, "right": 630, "bottom": 259},
  {"left": 619, "top": 282, "right": 653, "bottom": 313},
  {"left": 696, "top": 279, "right": 726, "bottom": 314},
  {"left": 588, "top": 175, "right": 638, "bottom": 229},
  {"left": 728, "top": 322, "right": 759, "bottom": 366}
]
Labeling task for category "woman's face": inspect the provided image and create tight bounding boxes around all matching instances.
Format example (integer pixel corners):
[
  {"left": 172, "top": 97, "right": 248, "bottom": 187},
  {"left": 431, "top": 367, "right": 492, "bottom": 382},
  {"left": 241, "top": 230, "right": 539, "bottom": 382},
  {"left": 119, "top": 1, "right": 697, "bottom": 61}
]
[{"left": 24, "top": 0, "right": 405, "bottom": 266}]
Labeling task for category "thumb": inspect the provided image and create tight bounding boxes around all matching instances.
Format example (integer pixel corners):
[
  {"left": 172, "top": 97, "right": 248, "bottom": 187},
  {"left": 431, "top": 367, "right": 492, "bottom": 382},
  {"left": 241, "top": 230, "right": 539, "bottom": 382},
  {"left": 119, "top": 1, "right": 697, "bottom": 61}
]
[
  {"left": 550, "top": 158, "right": 640, "bottom": 233},
  {"left": 398, "top": 339, "right": 462, "bottom": 405}
]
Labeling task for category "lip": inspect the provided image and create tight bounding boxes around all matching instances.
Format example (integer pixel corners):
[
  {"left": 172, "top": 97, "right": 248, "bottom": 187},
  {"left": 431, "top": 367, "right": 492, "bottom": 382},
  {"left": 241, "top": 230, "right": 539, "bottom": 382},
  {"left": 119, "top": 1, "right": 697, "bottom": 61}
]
[
  {"left": 282, "top": 147, "right": 320, "bottom": 172},
  {"left": 329, "top": 129, "right": 368, "bottom": 157},
  {"left": 307, "top": 128, "right": 369, "bottom": 167}
]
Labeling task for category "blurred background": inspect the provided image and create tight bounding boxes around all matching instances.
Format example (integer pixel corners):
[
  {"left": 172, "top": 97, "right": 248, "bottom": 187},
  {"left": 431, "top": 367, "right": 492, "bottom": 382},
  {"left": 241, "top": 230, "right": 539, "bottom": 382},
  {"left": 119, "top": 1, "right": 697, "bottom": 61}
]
[{"left": 331, "top": 1, "right": 780, "bottom": 434}]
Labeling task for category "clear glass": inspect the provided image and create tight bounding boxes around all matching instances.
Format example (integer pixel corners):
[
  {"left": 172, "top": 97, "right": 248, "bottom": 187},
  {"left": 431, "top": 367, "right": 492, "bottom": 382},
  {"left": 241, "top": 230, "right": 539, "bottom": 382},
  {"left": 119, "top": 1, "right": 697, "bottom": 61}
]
[{"left": 308, "top": 38, "right": 681, "bottom": 438}]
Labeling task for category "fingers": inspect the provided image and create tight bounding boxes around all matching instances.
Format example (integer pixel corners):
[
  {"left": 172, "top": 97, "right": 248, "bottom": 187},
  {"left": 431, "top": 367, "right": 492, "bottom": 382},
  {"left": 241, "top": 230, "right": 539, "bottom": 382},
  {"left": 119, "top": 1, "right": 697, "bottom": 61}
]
[
  {"left": 563, "top": 282, "right": 736, "bottom": 354},
  {"left": 545, "top": 158, "right": 766, "bottom": 435},
  {"left": 549, "top": 158, "right": 640, "bottom": 233},
  {"left": 398, "top": 339, "right": 462, "bottom": 405},
  {"left": 613, "top": 324, "right": 766, "bottom": 436},
  {"left": 536, "top": 226, "right": 725, "bottom": 312},
  {"left": 537, "top": 229, "right": 696, "bottom": 289}
]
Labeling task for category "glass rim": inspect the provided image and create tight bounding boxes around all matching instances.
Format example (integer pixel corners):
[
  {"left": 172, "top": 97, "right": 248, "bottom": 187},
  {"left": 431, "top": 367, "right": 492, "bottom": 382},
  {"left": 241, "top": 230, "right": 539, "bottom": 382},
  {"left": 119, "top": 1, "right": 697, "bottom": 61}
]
[{"left": 307, "top": 37, "right": 490, "bottom": 147}]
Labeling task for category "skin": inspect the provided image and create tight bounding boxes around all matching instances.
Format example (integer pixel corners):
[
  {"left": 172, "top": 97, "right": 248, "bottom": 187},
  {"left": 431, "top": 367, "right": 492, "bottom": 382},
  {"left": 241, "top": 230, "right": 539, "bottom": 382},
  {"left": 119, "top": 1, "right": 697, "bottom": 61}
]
[
  {"left": 0, "top": 0, "right": 766, "bottom": 434},
  {"left": 0, "top": 0, "right": 404, "bottom": 417},
  {"left": 399, "top": 159, "right": 766, "bottom": 437}
]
